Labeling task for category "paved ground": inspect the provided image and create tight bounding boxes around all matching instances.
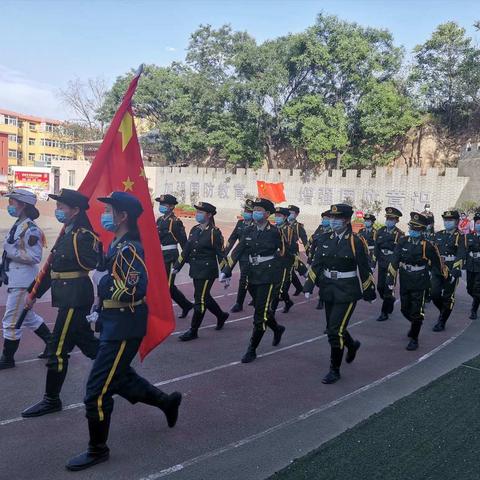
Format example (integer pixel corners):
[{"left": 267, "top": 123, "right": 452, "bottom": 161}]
[{"left": 0, "top": 201, "right": 477, "bottom": 480}]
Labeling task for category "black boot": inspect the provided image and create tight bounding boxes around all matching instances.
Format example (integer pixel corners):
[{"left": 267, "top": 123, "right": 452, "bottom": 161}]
[
  {"left": 178, "top": 303, "right": 193, "bottom": 319},
  {"left": 21, "top": 370, "right": 65, "bottom": 417},
  {"left": 230, "top": 303, "right": 243, "bottom": 313},
  {"left": 345, "top": 340, "right": 361, "bottom": 364},
  {"left": 272, "top": 325, "right": 285, "bottom": 346},
  {"left": 376, "top": 312, "right": 388, "bottom": 322},
  {"left": 469, "top": 299, "right": 479, "bottom": 320},
  {"left": 241, "top": 330, "right": 264, "bottom": 363},
  {"left": 66, "top": 418, "right": 110, "bottom": 471},
  {"left": 283, "top": 299, "right": 294, "bottom": 313},
  {"left": 0, "top": 339, "right": 20, "bottom": 370},
  {"left": 141, "top": 387, "right": 183, "bottom": 428},
  {"left": 406, "top": 339, "right": 419, "bottom": 351},
  {"left": 178, "top": 328, "right": 198, "bottom": 341},
  {"left": 34, "top": 323, "right": 51, "bottom": 359},
  {"left": 316, "top": 298, "right": 324, "bottom": 310},
  {"left": 432, "top": 316, "right": 446, "bottom": 332},
  {"left": 215, "top": 312, "right": 229, "bottom": 331},
  {"left": 322, "top": 348, "right": 343, "bottom": 384}
]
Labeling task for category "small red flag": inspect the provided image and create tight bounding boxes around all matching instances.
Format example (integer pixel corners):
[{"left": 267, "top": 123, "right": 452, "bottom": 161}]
[
  {"left": 256, "top": 181, "right": 286, "bottom": 203},
  {"left": 79, "top": 65, "right": 175, "bottom": 360}
]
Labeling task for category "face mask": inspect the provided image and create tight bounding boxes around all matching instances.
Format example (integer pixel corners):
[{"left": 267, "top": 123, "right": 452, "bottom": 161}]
[
  {"left": 385, "top": 219, "right": 396, "bottom": 229},
  {"left": 444, "top": 220, "right": 456, "bottom": 231},
  {"left": 101, "top": 213, "right": 117, "bottom": 232},
  {"left": 364, "top": 220, "right": 373, "bottom": 228},
  {"left": 195, "top": 212, "right": 207, "bottom": 224},
  {"left": 242, "top": 212, "right": 253, "bottom": 221},
  {"left": 475, "top": 224, "right": 480, "bottom": 234},
  {"left": 322, "top": 218, "right": 330, "bottom": 227},
  {"left": 288, "top": 214, "right": 296, "bottom": 223},
  {"left": 274, "top": 216, "right": 285, "bottom": 226},
  {"left": 7, "top": 205, "right": 19, "bottom": 218},
  {"left": 330, "top": 218, "right": 345, "bottom": 232},
  {"left": 159, "top": 205, "right": 169, "bottom": 215},
  {"left": 55, "top": 209, "right": 67, "bottom": 224},
  {"left": 409, "top": 229, "right": 422, "bottom": 239},
  {"left": 253, "top": 211, "right": 265, "bottom": 223}
]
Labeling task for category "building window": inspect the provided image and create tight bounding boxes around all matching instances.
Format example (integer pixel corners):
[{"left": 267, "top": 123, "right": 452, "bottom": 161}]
[
  {"left": 29, "top": 123, "right": 36, "bottom": 131},
  {"left": 4, "top": 115, "right": 18, "bottom": 126},
  {"left": 29, "top": 153, "right": 35, "bottom": 162},
  {"left": 29, "top": 138, "right": 35, "bottom": 145},
  {"left": 8, "top": 149, "right": 17, "bottom": 158},
  {"left": 8, "top": 134, "right": 17, "bottom": 142},
  {"left": 45, "top": 123, "right": 57, "bottom": 133},
  {"left": 17, "top": 136, "right": 23, "bottom": 144},
  {"left": 68, "top": 170, "right": 76, "bottom": 187}
]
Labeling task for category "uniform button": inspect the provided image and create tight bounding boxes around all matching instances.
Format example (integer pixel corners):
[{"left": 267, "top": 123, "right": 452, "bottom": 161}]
[
  {"left": 63, "top": 282, "right": 67, "bottom": 285},
  {"left": 120, "top": 308, "right": 125, "bottom": 312}
]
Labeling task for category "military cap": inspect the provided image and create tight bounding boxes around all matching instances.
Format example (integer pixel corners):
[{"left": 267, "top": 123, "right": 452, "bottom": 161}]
[
  {"left": 329, "top": 203, "right": 353, "bottom": 218},
  {"left": 6, "top": 188, "right": 40, "bottom": 219},
  {"left": 274, "top": 207, "right": 290, "bottom": 217},
  {"left": 49, "top": 188, "right": 89, "bottom": 210},
  {"left": 288, "top": 205, "right": 300, "bottom": 214},
  {"left": 321, "top": 210, "right": 330, "bottom": 218},
  {"left": 474, "top": 211, "right": 480, "bottom": 222},
  {"left": 363, "top": 213, "right": 376, "bottom": 222},
  {"left": 253, "top": 197, "right": 275, "bottom": 214},
  {"left": 194, "top": 201, "right": 216, "bottom": 215},
  {"left": 98, "top": 192, "right": 143, "bottom": 218},
  {"left": 442, "top": 210, "right": 459, "bottom": 220},
  {"left": 408, "top": 212, "right": 428, "bottom": 229},
  {"left": 243, "top": 199, "right": 254, "bottom": 212},
  {"left": 385, "top": 207, "right": 402, "bottom": 218},
  {"left": 155, "top": 194, "right": 178, "bottom": 205}
]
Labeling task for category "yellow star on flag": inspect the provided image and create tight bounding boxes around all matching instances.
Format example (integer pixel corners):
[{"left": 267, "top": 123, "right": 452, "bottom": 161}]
[
  {"left": 118, "top": 112, "right": 133, "bottom": 151},
  {"left": 122, "top": 177, "right": 134, "bottom": 191}
]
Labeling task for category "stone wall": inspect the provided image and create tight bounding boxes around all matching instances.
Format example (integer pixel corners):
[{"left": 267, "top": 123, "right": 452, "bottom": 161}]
[{"left": 52, "top": 160, "right": 469, "bottom": 229}]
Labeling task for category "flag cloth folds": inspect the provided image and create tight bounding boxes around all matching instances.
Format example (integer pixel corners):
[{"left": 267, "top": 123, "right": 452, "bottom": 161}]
[
  {"left": 79, "top": 65, "right": 175, "bottom": 360},
  {"left": 256, "top": 181, "right": 286, "bottom": 203}
]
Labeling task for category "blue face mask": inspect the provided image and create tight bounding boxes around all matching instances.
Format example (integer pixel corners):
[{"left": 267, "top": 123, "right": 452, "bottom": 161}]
[
  {"left": 288, "top": 214, "right": 296, "bottom": 223},
  {"left": 101, "top": 213, "right": 117, "bottom": 232},
  {"left": 475, "top": 224, "right": 480, "bottom": 234},
  {"left": 385, "top": 219, "right": 396, "bottom": 229},
  {"left": 7, "top": 205, "right": 18, "bottom": 218},
  {"left": 55, "top": 209, "right": 67, "bottom": 224},
  {"left": 274, "top": 216, "right": 285, "bottom": 226},
  {"left": 159, "top": 205, "right": 169, "bottom": 215},
  {"left": 409, "top": 229, "right": 422, "bottom": 239},
  {"left": 330, "top": 218, "right": 345, "bottom": 232},
  {"left": 322, "top": 218, "right": 330, "bottom": 227},
  {"left": 253, "top": 211, "right": 265, "bottom": 223},
  {"left": 195, "top": 212, "right": 206, "bottom": 224},
  {"left": 444, "top": 220, "right": 456, "bottom": 231},
  {"left": 242, "top": 212, "right": 253, "bottom": 221},
  {"left": 364, "top": 220, "right": 373, "bottom": 228}
]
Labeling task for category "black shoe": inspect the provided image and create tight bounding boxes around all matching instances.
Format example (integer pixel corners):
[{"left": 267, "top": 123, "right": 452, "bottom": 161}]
[
  {"left": 22, "top": 396, "right": 62, "bottom": 418},
  {"left": 66, "top": 445, "right": 110, "bottom": 471},
  {"left": 432, "top": 321, "right": 445, "bottom": 332},
  {"left": 162, "top": 392, "right": 182, "bottom": 428},
  {"left": 37, "top": 349, "right": 49, "bottom": 359},
  {"left": 241, "top": 348, "right": 257, "bottom": 364},
  {"left": 293, "top": 289, "right": 302, "bottom": 297},
  {"left": 230, "top": 303, "right": 243, "bottom": 313},
  {"left": 178, "top": 329, "right": 198, "bottom": 341},
  {"left": 316, "top": 299, "right": 324, "bottom": 310},
  {"left": 272, "top": 325, "right": 285, "bottom": 346},
  {"left": 0, "top": 338, "right": 20, "bottom": 369},
  {"left": 323, "top": 328, "right": 328, "bottom": 334},
  {"left": 406, "top": 339, "right": 419, "bottom": 351},
  {"left": 469, "top": 310, "right": 478, "bottom": 320},
  {"left": 345, "top": 340, "right": 361, "bottom": 364},
  {"left": 322, "top": 369, "right": 341, "bottom": 384},
  {"left": 376, "top": 312, "right": 388, "bottom": 322},
  {"left": 0, "top": 355, "right": 15, "bottom": 370},
  {"left": 215, "top": 312, "right": 229, "bottom": 330},
  {"left": 178, "top": 304, "right": 193, "bottom": 319},
  {"left": 283, "top": 299, "right": 294, "bottom": 313}
]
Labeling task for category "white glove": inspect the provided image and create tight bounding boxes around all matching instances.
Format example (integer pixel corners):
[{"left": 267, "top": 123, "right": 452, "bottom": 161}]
[
  {"left": 219, "top": 272, "right": 227, "bottom": 282},
  {"left": 92, "top": 269, "right": 108, "bottom": 287},
  {"left": 304, "top": 292, "right": 310, "bottom": 299},
  {"left": 171, "top": 268, "right": 179, "bottom": 276},
  {"left": 86, "top": 311, "right": 99, "bottom": 324}
]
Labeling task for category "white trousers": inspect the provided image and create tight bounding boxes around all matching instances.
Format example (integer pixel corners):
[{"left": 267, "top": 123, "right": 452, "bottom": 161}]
[{"left": 2, "top": 288, "right": 44, "bottom": 340}]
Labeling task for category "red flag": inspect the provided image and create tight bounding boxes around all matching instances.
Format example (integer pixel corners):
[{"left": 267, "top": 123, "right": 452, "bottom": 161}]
[
  {"left": 256, "top": 181, "right": 286, "bottom": 203},
  {"left": 79, "top": 65, "right": 175, "bottom": 360}
]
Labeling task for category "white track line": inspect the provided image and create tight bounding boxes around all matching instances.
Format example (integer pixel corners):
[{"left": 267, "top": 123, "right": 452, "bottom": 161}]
[{"left": 137, "top": 329, "right": 466, "bottom": 480}]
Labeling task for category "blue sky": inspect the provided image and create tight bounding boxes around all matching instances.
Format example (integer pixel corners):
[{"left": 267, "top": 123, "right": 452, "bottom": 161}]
[{"left": 1, "top": 0, "right": 479, "bottom": 119}]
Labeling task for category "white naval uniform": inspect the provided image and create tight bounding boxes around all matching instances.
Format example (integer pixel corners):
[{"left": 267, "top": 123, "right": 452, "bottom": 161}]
[{"left": 2, "top": 218, "right": 45, "bottom": 340}]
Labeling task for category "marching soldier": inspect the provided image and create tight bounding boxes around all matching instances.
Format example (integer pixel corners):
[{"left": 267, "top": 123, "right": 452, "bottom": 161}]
[
  {"left": 155, "top": 194, "right": 193, "bottom": 318},
  {"left": 464, "top": 211, "right": 480, "bottom": 319},
  {"left": 303, "top": 204, "right": 375, "bottom": 384},
  {"left": 270, "top": 207, "right": 297, "bottom": 314},
  {"left": 22, "top": 189, "right": 99, "bottom": 418},
  {"left": 287, "top": 205, "right": 308, "bottom": 296},
  {"left": 225, "top": 199, "right": 255, "bottom": 313},
  {"left": 66, "top": 192, "right": 181, "bottom": 471},
  {"left": 375, "top": 207, "right": 404, "bottom": 322},
  {"left": 174, "top": 202, "right": 229, "bottom": 341},
  {"left": 386, "top": 212, "right": 447, "bottom": 351},
  {"left": 358, "top": 213, "right": 377, "bottom": 270},
  {"left": 430, "top": 210, "right": 465, "bottom": 331},
  {"left": 0, "top": 189, "right": 50, "bottom": 369},
  {"left": 221, "top": 198, "right": 286, "bottom": 363}
]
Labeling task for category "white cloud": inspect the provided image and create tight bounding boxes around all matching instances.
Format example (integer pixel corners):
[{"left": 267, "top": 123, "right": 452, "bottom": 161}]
[
  {"left": 165, "top": 46, "right": 177, "bottom": 52},
  {"left": 0, "top": 65, "right": 67, "bottom": 120}
]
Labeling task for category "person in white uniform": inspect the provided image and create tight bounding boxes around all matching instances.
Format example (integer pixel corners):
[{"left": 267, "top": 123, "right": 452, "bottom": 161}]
[{"left": 0, "top": 189, "right": 51, "bottom": 369}]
